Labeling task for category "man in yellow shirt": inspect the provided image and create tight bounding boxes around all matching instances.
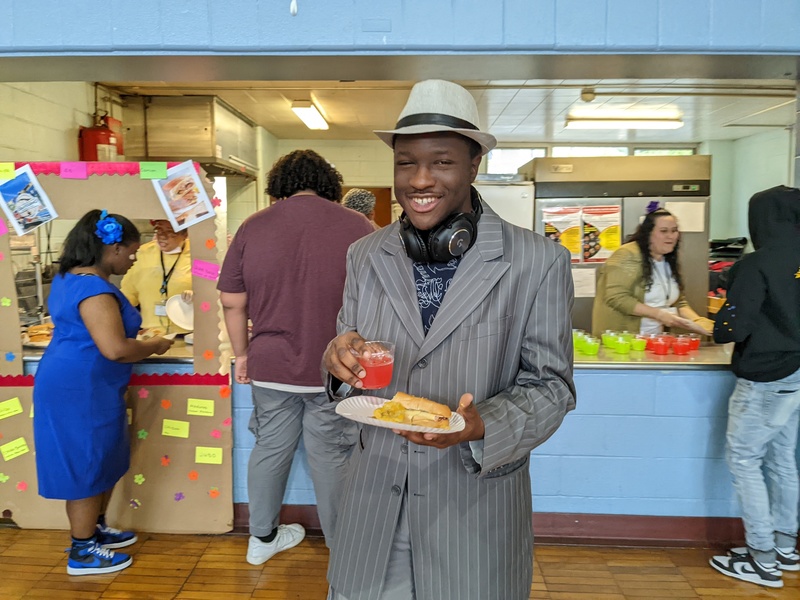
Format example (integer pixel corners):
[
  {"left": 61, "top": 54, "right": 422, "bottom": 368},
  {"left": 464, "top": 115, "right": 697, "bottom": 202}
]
[{"left": 121, "top": 219, "right": 193, "bottom": 333}]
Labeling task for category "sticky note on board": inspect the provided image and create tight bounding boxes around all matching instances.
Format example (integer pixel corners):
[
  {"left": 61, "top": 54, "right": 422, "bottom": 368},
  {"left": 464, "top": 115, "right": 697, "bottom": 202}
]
[
  {"left": 1, "top": 437, "right": 30, "bottom": 461},
  {"left": 0, "top": 163, "right": 14, "bottom": 181},
  {"left": 195, "top": 446, "right": 223, "bottom": 465},
  {"left": 187, "top": 398, "right": 215, "bottom": 417},
  {"left": 127, "top": 408, "right": 133, "bottom": 425},
  {"left": 60, "top": 162, "right": 88, "bottom": 179},
  {"left": 0, "top": 219, "right": 7, "bottom": 236},
  {"left": 162, "top": 419, "right": 190, "bottom": 438},
  {"left": 0, "top": 397, "right": 23, "bottom": 420},
  {"left": 191, "top": 259, "right": 220, "bottom": 281},
  {"left": 139, "top": 162, "right": 168, "bottom": 179}
]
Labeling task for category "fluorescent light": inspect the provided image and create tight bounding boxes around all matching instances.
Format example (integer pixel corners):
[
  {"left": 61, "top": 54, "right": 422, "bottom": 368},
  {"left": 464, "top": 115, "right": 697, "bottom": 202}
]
[
  {"left": 291, "top": 100, "right": 329, "bottom": 130},
  {"left": 565, "top": 117, "right": 684, "bottom": 130}
]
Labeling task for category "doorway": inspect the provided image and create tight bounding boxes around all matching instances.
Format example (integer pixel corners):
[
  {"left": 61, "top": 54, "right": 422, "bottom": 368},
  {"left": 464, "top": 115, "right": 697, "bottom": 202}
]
[{"left": 342, "top": 186, "right": 394, "bottom": 228}]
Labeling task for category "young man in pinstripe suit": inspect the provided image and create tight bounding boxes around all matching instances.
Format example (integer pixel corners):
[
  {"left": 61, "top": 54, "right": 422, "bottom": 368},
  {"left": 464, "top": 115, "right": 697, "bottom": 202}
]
[{"left": 324, "top": 80, "right": 576, "bottom": 600}]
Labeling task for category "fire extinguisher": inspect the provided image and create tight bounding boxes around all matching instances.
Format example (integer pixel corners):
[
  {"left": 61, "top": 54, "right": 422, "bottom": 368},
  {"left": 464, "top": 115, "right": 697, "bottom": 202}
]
[{"left": 79, "top": 114, "right": 121, "bottom": 161}]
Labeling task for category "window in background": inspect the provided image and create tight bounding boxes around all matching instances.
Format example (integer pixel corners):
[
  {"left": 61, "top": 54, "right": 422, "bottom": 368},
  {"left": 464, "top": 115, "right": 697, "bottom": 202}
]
[
  {"left": 486, "top": 148, "right": 546, "bottom": 174},
  {"left": 633, "top": 148, "right": 696, "bottom": 156},
  {"left": 551, "top": 146, "right": 629, "bottom": 157}
]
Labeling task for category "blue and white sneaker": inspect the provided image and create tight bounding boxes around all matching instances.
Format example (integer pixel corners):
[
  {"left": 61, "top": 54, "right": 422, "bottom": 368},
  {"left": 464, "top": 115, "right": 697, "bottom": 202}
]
[
  {"left": 67, "top": 540, "right": 132, "bottom": 576},
  {"left": 96, "top": 523, "right": 138, "bottom": 549}
]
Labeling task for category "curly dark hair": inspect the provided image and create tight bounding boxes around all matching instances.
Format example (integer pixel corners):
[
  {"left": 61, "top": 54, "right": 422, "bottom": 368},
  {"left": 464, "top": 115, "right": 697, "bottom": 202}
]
[
  {"left": 626, "top": 208, "right": 684, "bottom": 292},
  {"left": 59, "top": 209, "right": 140, "bottom": 275},
  {"left": 266, "top": 150, "right": 343, "bottom": 201}
]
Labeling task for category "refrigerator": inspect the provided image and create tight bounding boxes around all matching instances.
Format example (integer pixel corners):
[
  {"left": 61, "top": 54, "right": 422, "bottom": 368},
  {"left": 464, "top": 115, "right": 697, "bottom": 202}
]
[
  {"left": 473, "top": 179, "right": 535, "bottom": 231},
  {"left": 519, "top": 156, "right": 712, "bottom": 332}
]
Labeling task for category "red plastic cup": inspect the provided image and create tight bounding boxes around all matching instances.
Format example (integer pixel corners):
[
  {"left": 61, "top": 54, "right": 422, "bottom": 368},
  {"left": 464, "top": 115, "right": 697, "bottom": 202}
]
[
  {"left": 651, "top": 337, "right": 669, "bottom": 355},
  {"left": 688, "top": 333, "right": 701, "bottom": 351},
  {"left": 357, "top": 341, "right": 395, "bottom": 389},
  {"left": 673, "top": 337, "right": 691, "bottom": 355},
  {"left": 660, "top": 334, "right": 676, "bottom": 348}
]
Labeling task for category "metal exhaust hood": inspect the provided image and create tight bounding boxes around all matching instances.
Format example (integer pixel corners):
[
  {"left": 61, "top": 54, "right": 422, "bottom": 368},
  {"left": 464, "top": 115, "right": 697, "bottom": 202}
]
[{"left": 122, "top": 95, "right": 259, "bottom": 180}]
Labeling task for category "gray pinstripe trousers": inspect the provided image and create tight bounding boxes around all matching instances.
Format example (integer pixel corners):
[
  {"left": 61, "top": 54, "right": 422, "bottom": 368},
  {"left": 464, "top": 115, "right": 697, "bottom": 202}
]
[{"left": 328, "top": 484, "right": 415, "bottom": 600}]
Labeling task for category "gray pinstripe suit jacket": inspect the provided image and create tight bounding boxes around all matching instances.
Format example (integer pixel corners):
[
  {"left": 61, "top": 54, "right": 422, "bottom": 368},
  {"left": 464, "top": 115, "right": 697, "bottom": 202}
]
[{"left": 328, "top": 203, "right": 576, "bottom": 600}]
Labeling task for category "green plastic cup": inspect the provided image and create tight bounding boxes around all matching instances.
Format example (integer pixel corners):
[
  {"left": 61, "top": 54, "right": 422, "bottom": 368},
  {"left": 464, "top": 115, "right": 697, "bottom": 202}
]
[
  {"left": 582, "top": 338, "right": 600, "bottom": 355},
  {"left": 631, "top": 338, "right": 647, "bottom": 352},
  {"left": 614, "top": 338, "right": 631, "bottom": 354}
]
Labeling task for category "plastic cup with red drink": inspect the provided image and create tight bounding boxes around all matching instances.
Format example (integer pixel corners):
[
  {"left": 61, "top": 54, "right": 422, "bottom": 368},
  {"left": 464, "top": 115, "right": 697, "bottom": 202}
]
[
  {"left": 673, "top": 335, "right": 691, "bottom": 355},
  {"left": 357, "top": 341, "right": 395, "bottom": 389},
  {"left": 688, "top": 333, "right": 702, "bottom": 351},
  {"left": 652, "top": 336, "right": 670, "bottom": 355}
]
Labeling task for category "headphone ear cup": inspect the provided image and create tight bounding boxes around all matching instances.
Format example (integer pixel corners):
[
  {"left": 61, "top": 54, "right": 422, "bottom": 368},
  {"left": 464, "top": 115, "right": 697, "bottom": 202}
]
[
  {"left": 399, "top": 216, "right": 430, "bottom": 262},
  {"left": 428, "top": 213, "right": 477, "bottom": 262}
]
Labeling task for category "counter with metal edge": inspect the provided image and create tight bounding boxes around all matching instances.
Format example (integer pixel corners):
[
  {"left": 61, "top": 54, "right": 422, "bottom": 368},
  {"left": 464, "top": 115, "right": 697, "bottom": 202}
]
[{"left": 573, "top": 342, "right": 732, "bottom": 370}]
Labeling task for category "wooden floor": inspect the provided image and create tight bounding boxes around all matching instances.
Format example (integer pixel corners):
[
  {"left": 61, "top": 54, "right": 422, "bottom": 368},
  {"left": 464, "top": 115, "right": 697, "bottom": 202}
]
[{"left": 1, "top": 527, "right": 798, "bottom": 599}]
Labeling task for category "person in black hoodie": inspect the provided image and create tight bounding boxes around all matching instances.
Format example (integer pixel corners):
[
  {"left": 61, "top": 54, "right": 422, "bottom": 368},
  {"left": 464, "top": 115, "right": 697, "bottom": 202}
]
[{"left": 709, "top": 185, "right": 800, "bottom": 589}]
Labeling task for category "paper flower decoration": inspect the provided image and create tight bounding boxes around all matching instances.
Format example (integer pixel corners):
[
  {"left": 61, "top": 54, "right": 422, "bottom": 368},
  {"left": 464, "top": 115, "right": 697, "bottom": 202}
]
[
  {"left": 16, "top": 481, "right": 27, "bottom": 492},
  {"left": 200, "top": 301, "right": 211, "bottom": 312},
  {"left": 134, "top": 474, "right": 145, "bottom": 485},
  {"left": 161, "top": 455, "right": 171, "bottom": 467},
  {"left": 211, "top": 197, "right": 221, "bottom": 207},
  {"left": 160, "top": 399, "right": 172, "bottom": 409},
  {"left": 137, "top": 429, "right": 148, "bottom": 440},
  {"left": 137, "top": 388, "right": 149, "bottom": 398},
  {"left": 130, "top": 498, "right": 141, "bottom": 509},
  {"left": 205, "top": 238, "right": 216, "bottom": 249},
  {"left": 174, "top": 492, "right": 185, "bottom": 501},
  {"left": 219, "top": 386, "right": 231, "bottom": 399},
  {"left": 0, "top": 252, "right": 4, "bottom": 261},
  {"left": 188, "top": 471, "right": 199, "bottom": 481},
  {"left": 222, "top": 417, "right": 232, "bottom": 427},
  {"left": 203, "top": 350, "right": 214, "bottom": 361},
  {"left": 0, "top": 473, "right": 9, "bottom": 483},
  {"left": 210, "top": 429, "right": 221, "bottom": 439},
  {"left": 1, "top": 297, "right": 11, "bottom": 307},
  {"left": 94, "top": 210, "right": 124, "bottom": 244},
  {"left": 5, "top": 352, "right": 15, "bottom": 362},
  {"left": 208, "top": 487, "right": 220, "bottom": 499}
]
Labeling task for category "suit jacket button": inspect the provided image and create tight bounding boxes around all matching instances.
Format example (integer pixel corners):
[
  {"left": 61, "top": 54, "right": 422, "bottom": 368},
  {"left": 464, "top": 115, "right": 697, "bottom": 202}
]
[
  {"left": 401, "top": 444, "right": 408, "bottom": 454},
  {"left": 391, "top": 485, "right": 402, "bottom": 496},
  {"left": 416, "top": 358, "right": 428, "bottom": 368}
]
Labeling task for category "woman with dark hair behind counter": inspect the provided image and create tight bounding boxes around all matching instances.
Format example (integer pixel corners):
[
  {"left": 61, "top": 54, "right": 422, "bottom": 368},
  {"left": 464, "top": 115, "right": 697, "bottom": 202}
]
[
  {"left": 33, "top": 210, "right": 173, "bottom": 576},
  {"left": 592, "top": 208, "right": 714, "bottom": 337}
]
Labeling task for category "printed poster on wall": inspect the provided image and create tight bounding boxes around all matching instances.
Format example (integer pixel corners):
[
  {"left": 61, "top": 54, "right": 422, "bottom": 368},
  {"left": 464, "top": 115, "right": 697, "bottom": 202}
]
[
  {"left": 151, "top": 161, "right": 215, "bottom": 232},
  {"left": 542, "top": 206, "right": 582, "bottom": 263},
  {"left": 0, "top": 164, "right": 58, "bottom": 236},
  {"left": 582, "top": 205, "right": 621, "bottom": 262}
]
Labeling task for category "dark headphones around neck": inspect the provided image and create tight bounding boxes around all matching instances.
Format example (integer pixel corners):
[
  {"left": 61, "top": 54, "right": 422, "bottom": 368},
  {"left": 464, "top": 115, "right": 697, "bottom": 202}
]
[{"left": 398, "top": 189, "right": 483, "bottom": 263}]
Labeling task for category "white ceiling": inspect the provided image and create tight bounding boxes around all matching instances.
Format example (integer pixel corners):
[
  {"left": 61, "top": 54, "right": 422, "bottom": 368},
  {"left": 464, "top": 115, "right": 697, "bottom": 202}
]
[{"left": 104, "top": 79, "right": 797, "bottom": 145}]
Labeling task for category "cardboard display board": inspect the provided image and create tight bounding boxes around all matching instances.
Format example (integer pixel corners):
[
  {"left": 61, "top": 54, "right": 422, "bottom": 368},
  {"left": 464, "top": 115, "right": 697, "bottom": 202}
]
[
  {"left": 0, "top": 373, "right": 233, "bottom": 533},
  {"left": 0, "top": 234, "right": 23, "bottom": 376},
  {"left": 0, "top": 162, "right": 233, "bottom": 532}
]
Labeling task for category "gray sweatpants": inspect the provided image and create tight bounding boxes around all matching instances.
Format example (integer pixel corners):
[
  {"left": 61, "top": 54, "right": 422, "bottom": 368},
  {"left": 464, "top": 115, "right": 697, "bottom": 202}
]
[{"left": 248, "top": 385, "right": 357, "bottom": 547}]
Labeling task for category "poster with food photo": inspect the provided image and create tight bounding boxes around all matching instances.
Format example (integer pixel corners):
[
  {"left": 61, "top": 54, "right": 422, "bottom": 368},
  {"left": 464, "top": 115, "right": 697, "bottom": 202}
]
[
  {"left": 0, "top": 164, "right": 58, "bottom": 236},
  {"left": 151, "top": 161, "right": 214, "bottom": 232},
  {"left": 581, "top": 205, "right": 621, "bottom": 262}
]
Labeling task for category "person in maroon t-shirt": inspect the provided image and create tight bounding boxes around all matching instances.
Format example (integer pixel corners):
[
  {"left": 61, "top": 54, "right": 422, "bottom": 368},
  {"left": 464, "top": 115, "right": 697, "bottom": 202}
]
[{"left": 217, "top": 150, "right": 374, "bottom": 566}]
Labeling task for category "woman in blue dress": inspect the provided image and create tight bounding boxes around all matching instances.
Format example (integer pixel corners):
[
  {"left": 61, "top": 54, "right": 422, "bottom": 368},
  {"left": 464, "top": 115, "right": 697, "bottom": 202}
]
[{"left": 33, "top": 209, "right": 174, "bottom": 576}]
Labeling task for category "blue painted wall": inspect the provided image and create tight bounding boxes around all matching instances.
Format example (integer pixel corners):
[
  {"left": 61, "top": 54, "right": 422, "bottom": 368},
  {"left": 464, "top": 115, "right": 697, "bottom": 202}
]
[
  {"left": 229, "top": 368, "right": 797, "bottom": 519},
  {"left": 2, "top": 0, "right": 800, "bottom": 54}
]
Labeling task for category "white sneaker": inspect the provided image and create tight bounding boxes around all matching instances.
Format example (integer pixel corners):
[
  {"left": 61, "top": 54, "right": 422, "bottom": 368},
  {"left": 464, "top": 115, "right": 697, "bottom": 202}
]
[{"left": 246, "top": 524, "right": 305, "bottom": 565}]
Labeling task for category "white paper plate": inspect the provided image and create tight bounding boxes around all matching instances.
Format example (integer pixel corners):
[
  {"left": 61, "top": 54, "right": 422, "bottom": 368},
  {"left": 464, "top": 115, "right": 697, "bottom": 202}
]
[
  {"left": 184, "top": 333, "right": 194, "bottom": 345},
  {"left": 165, "top": 294, "right": 194, "bottom": 330},
  {"left": 335, "top": 395, "right": 465, "bottom": 434}
]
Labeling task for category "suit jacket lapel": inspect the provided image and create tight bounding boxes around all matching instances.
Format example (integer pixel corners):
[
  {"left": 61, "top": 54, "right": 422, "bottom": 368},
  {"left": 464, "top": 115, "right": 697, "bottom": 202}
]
[
  {"left": 418, "top": 210, "right": 509, "bottom": 358},
  {"left": 370, "top": 232, "right": 426, "bottom": 347}
]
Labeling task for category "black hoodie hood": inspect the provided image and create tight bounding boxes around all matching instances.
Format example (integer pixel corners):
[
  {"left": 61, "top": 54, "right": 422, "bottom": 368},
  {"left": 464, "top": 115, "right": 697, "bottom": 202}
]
[{"left": 748, "top": 185, "right": 800, "bottom": 250}]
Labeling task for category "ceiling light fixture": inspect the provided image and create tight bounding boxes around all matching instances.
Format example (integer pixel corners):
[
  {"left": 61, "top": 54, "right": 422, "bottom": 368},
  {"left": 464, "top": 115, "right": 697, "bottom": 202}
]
[
  {"left": 565, "top": 117, "right": 684, "bottom": 130},
  {"left": 291, "top": 100, "right": 329, "bottom": 130}
]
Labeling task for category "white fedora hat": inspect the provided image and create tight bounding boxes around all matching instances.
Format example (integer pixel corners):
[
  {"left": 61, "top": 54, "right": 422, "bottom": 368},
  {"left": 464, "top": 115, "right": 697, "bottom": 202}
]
[{"left": 375, "top": 79, "right": 497, "bottom": 156}]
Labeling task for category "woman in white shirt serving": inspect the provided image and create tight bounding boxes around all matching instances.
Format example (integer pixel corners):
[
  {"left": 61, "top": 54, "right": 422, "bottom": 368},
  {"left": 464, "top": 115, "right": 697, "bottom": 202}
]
[{"left": 592, "top": 208, "right": 713, "bottom": 337}]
